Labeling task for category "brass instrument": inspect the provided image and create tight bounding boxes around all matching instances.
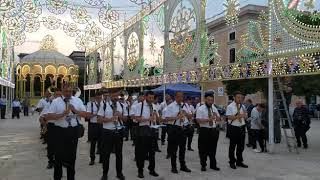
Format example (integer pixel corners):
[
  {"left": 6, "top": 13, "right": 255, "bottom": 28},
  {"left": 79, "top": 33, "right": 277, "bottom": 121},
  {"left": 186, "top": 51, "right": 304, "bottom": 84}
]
[
  {"left": 111, "top": 101, "right": 119, "bottom": 130},
  {"left": 208, "top": 107, "right": 216, "bottom": 127},
  {"left": 178, "top": 109, "right": 188, "bottom": 126}
]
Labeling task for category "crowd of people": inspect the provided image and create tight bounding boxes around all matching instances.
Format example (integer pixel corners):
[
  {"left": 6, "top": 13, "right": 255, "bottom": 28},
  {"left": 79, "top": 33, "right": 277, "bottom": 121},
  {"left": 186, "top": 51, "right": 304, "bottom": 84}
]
[{"left": 9, "top": 83, "right": 310, "bottom": 180}]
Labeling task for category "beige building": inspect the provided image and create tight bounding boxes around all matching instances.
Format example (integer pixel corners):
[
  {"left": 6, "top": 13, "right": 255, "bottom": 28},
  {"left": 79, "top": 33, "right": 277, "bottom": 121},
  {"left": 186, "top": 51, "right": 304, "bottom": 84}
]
[{"left": 204, "top": 4, "right": 267, "bottom": 106}]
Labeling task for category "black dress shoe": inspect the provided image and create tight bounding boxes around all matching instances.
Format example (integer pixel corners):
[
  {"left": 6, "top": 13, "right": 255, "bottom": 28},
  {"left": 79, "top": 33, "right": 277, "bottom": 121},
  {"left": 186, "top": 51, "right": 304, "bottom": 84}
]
[
  {"left": 101, "top": 175, "right": 108, "bottom": 180},
  {"left": 149, "top": 171, "right": 159, "bottom": 177},
  {"left": 201, "top": 166, "right": 206, "bottom": 171},
  {"left": 155, "top": 149, "right": 161, "bottom": 152},
  {"left": 89, "top": 160, "right": 95, "bottom": 166},
  {"left": 96, "top": 150, "right": 100, "bottom": 154},
  {"left": 116, "top": 174, "right": 125, "bottom": 180},
  {"left": 180, "top": 166, "right": 191, "bottom": 172},
  {"left": 188, "top": 148, "right": 194, "bottom": 151},
  {"left": 303, "top": 144, "right": 308, "bottom": 149},
  {"left": 137, "top": 172, "right": 144, "bottom": 178},
  {"left": 210, "top": 166, "right": 220, "bottom": 171},
  {"left": 161, "top": 142, "right": 165, "bottom": 145},
  {"left": 171, "top": 168, "right": 178, "bottom": 174},
  {"left": 230, "top": 164, "right": 236, "bottom": 169},
  {"left": 47, "top": 163, "right": 54, "bottom": 169},
  {"left": 236, "top": 163, "right": 248, "bottom": 168}
]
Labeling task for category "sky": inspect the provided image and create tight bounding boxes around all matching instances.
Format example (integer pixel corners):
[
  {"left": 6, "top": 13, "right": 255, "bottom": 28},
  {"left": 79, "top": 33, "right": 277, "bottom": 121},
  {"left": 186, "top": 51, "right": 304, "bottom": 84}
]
[{"left": 14, "top": 0, "right": 271, "bottom": 56}]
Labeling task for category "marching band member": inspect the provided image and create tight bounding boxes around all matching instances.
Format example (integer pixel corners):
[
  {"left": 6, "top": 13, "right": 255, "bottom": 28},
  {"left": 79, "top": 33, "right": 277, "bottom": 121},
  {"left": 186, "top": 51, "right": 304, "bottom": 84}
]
[
  {"left": 163, "top": 92, "right": 191, "bottom": 174},
  {"left": 36, "top": 91, "right": 52, "bottom": 140},
  {"left": 226, "top": 91, "right": 248, "bottom": 169},
  {"left": 87, "top": 92, "right": 103, "bottom": 166},
  {"left": 153, "top": 95, "right": 161, "bottom": 152},
  {"left": 98, "top": 90, "right": 126, "bottom": 180},
  {"left": 160, "top": 94, "right": 172, "bottom": 146},
  {"left": 42, "top": 88, "right": 62, "bottom": 169},
  {"left": 184, "top": 97, "right": 195, "bottom": 151},
  {"left": 131, "top": 92, "right": 145, "bottom": 146},
  {"left": 119, "top": 92, "right": 130, "bottom": 141},
  {"left": 196, "top": 92, "right": 221, "bottom": 171},
  {"left": 45, "top": 84, "right": 90, "bottom": 180},
  {"left": 132, "top": 91, "right": 159, "bottom": 178}
]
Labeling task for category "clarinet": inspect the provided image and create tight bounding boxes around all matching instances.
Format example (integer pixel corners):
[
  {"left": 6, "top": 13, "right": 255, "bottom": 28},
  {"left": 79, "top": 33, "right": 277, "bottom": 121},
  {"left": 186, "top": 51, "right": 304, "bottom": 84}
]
[{"left": 111, "top": 101, "right": 119, "bottom": 131}]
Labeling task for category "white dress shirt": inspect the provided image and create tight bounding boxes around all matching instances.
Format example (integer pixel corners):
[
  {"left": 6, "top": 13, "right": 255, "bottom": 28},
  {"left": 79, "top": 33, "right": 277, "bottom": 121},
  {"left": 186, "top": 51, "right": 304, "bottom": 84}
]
[
  {"left": 97, "top": 101, "right": 124, "bottom": 130},
  {"left": 163, "top": 101, "right": 191, "bottom": 126},
  {"left": 48, "top": 96, "right": 86, "bottom": 128},
  {"left": 36, "top": 98, "right": 50, "bottom": 112},
  {"left": 226, "top": 101, "right": 246, "bottom": 127},
  {"left": 119, "top": 101, "right": 130, "bottom": 117},
  {"left": 12, "top": 101, "right": 21, "bottom": 108},
  {"left": 250, "top": 107, "right": 262, "bottom": 130},
  {"left": 86, "top": 101, "right": 101, "bottom": 123},
  {"left": 196, "top": 104, "right": 220, "bottom": 128},
  {"left": 132, "top": 100, "right": 156, "bottom": 126}
]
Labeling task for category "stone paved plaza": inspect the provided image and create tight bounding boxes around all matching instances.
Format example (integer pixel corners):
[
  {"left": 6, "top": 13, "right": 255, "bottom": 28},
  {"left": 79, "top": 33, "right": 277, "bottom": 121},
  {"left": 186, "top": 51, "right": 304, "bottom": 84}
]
[{"left": 1, "top": 114, "right": 320, "bottom": 180}]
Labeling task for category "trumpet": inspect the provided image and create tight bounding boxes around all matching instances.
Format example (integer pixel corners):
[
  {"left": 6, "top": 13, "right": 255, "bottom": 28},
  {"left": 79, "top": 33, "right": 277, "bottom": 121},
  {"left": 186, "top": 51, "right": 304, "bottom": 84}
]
[{"left": 178, "top": 109, "right": 188, "bottom": 126}]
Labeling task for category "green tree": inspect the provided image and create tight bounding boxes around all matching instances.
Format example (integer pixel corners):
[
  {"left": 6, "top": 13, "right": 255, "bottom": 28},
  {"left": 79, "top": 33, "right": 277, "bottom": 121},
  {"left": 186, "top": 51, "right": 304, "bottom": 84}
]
[
  {"left": 222, "top": 78, "right": 268, "bottom": 97},
  {"left": 291, "top": 75, "right": 320, "bottom": 104}
]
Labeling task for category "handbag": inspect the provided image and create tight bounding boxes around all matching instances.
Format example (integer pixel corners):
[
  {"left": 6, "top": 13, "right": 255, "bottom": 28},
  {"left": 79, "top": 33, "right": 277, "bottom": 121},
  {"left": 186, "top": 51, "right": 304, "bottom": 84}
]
[
  {"left": 226, "top": 119, "right": 234, "bottom": 138},
  {"left": 76, "top": 118, "right": 85, "bottom": 138}
]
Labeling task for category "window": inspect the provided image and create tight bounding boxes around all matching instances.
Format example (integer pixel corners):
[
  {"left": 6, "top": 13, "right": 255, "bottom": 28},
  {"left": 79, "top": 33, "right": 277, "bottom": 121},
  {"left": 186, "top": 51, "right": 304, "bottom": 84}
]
[
  {"left": 229, "top": 32, "right": 236, "bottom": 41},
  {"left": 229, "top": 48, "right": 236, "bottom": 63}
]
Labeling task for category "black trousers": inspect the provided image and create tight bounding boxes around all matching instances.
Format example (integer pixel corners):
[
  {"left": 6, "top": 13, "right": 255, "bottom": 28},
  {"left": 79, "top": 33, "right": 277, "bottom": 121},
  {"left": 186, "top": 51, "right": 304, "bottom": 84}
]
[
  {"left": 101, "top": 129, "right": 123, "bottom": 176},
  {"left": 54, "top": 126, "right": 78, "bottom": 180},
  {"left": 131, "top": 122, "right": 139, "bottom": 144},
  {"left": 12, "top": 107, "right": 20, "bottom": 119},
  {"left": 88, "top": 123, "right": 102, "bottom": 161},
  {"left": 294, "top": 127, "right": 308, "bottom": 146},
  {"left": 198, "top": 127, "right": 219, "bottom": 168},
  {"left": 161, "top": 125, "right": 167, "bottom": 143},
  {"left": 47, "top": 123, "right": 57, "bottom": 164},
  {"left": 124, "top": 118, "right": 132, "bottom": 140},
  {"left": 252, "top": 129, "right": 265, "bottom": 151},
  {"left": 228, "top": 125, "right": 246, "bottom": 165},
  {"left": 135, "top": 126, "right": 155, "bottom": 173},
  {"left": 246, "top": 123, "right": 254, "bottom": 146},
  {"left": 185, "top": 125, "right": 194, "bottom": 149},
  {"left": 23, "top": 107, "right": 29, "bottom": 116},
  {"left": 0, "top": 105, "right": 6, "bottom": 119},
  {"left": 167, "top": 125, "right": 187, "bottom": 169}
]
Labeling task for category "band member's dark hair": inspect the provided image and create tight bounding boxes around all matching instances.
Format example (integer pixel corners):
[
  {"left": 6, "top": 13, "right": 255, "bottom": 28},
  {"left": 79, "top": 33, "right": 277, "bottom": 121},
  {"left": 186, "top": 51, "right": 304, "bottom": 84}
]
[
  {"left": 55, "top": 87, "right": 62, "bottom": 92},
  {"left": 233, "top": 91, "right": 243, "bottom": 97},
  {"left": 175, "top": 91, "right": 184, "bottom": 96},
  {"left": 95, "top": 91, "right": 103, "bottom": 96},
  {"left": 145, "top": 91, "right": 155, "bottom": 96},
  {"left": 205, "top": 92, "right": 214, "bottom": 98}
]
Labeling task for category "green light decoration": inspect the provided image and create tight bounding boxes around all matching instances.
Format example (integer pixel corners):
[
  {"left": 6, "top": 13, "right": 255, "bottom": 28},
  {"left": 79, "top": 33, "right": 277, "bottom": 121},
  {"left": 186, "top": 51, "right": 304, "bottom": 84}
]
[
  {"left": 237, "top": 20, "right": 268, "bottom": 62},
  {"left": 152, "top": 5, "right": 165, "bottom": 32},
  {"left": 199, "top": 31, "right": 220, "bottom": 67},
  {"left": 2, "top": 29, "right": 7, "bottom": 48}
]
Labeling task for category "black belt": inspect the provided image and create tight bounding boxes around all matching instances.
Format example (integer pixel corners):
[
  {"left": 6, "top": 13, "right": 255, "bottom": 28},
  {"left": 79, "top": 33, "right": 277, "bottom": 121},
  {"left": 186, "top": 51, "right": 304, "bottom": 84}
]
[{"left": 167, "top": 124, "right": 183, "bottom": 129}]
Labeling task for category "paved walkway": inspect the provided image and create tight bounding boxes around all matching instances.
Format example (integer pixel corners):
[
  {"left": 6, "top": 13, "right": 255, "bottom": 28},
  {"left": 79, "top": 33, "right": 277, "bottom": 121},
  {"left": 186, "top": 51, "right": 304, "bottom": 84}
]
[{"left": 0, "top": 115, "right": 320, "bottom": 180}]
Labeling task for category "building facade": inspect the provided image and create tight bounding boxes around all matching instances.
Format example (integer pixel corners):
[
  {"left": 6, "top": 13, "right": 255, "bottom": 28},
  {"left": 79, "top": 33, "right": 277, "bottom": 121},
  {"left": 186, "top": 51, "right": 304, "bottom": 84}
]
[{"left": 204, "top": 4, "right": 268, "bottom": 106}]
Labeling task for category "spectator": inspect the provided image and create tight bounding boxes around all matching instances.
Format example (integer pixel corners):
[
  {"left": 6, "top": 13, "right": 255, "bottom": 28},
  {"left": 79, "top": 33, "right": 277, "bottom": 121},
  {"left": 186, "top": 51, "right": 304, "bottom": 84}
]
[
  {"left": 245, "top": 99, "right": 255, "bottom": 148},
  {"left": 0, "top": 95, "right": 7, "bottom": 119},
  {"left": 250, "top": 104, "right": 266, "bottom": 153},
  {"left": 22, "top": 97, "right": 30, "bottom": 116},
  {"left": 293, "top": 100, "right": 311, "bottom": 149},
  {"left": 12, "top": 98, "right": 21, "bottom": 119}
]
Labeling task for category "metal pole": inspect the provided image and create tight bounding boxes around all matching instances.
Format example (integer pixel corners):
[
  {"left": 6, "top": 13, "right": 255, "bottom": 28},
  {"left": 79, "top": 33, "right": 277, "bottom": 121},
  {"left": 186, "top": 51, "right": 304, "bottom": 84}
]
[
  {"left": 5, "top": 86, "right": 8, "bottom": 114},
  {"left": 268, "top": 76, "right": 275, "bottom": 153}
]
